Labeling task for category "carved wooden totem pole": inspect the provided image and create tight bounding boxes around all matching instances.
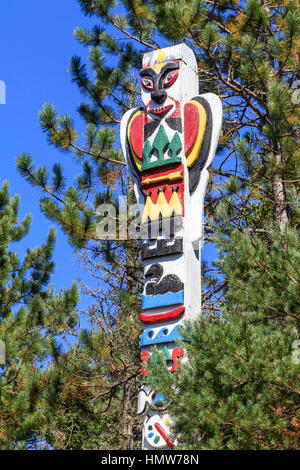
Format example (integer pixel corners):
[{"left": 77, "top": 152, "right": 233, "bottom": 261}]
[{"left": 121, "top": 44, "right": 222, "bottom": 450}]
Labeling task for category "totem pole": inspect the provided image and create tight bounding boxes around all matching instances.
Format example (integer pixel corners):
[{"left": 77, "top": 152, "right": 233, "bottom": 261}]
[{"left": 121, "top": 44, "right": 222, "bottom": 450}]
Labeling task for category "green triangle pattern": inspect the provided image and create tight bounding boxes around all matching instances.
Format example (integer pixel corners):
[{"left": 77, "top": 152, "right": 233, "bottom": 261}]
[{"left": 141, "top": 125, "right": 182, "bottom": 171}]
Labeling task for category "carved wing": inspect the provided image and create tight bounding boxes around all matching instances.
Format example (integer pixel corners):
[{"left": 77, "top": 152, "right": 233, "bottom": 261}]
[
  {"left": 184, "top": 95, "right": 214, "bottom": 193},
  {"left": 120, "top": 107, "right": 146, "bottom": 204},
  {"left": 183, "top": 93, "right": 222, "bottom": 242}
]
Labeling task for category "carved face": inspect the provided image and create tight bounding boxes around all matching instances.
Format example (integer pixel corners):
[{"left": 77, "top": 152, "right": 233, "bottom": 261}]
[
  {"left": 140, "top": 60, "right": 182, "bottom": 120},
  {"left": 140, "top": 44, "right": 198, "bottom": 124}
]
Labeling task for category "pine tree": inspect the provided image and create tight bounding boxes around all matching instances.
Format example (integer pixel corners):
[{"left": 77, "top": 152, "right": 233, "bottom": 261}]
[
  {"left": 16, "top": 0, "right": 300, "bottom": 449},
  {"left": 148, "top": 220, "right": 300, "bottom": 449},
  {"left": 16, "top": 0, "right": 147, "bottom": 450},
  {"left": 144, "top": 0, "right": 300, "bottom": 449},
  {"left": 0, "top": 181, "right": 79, "bottom": 449},
  {"left": 36, "top": 245, "right": 143, "bottom": 450}
]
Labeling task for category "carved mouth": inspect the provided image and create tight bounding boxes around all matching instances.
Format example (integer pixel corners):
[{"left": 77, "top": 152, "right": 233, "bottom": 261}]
[{"left": 148, "top": 104, "right": 173, "bottom": 118}]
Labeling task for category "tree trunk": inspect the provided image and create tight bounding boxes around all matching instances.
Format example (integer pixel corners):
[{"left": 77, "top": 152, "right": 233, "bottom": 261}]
[
  {"left": 263, "top": 2, "right": 289, "bottom": 234},
  {"left": 122, "top": 382, "right": 134, "bottom": 450},
  {"left": 272, "top": 153, "right": 289, "bottom": 234}
]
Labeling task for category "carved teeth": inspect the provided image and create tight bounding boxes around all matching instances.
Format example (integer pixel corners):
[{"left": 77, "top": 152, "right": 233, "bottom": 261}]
[{"left": 149, "top": 104, "right": 173, "bottom": 115}]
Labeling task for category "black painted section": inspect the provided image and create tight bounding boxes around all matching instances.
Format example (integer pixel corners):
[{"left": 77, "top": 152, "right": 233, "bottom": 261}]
[
  {"left": 141, "top": 215, "right": 183, "bottom": 239},
  {"left": 189, "top": 96, "right": 213, "bottom": 193},
  {"left": 144, "top": 121, "right": 160, "bottom": 140},
  {"left": 140, "top": 62, "right": 180, "bottom": 89},
  {"left": 157, "top": 62, "right": 180, "bottom": 88},
  {"left": 126, "top": 108, "right": 143, "bottom": 182},
  {"left": 145, "top": 263, "right": 183, "bottom": 295},
  {"left": 142, "top": 238, "right": 183, "bottom": 260},
  {"left": 165, "top": 116, "right": 182, "bottom": 133}
]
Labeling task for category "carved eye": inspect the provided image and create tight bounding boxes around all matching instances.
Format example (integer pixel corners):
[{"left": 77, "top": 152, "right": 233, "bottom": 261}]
[
  {"left": 163, "top": 70, "right": 178, "bottom": 88},
  {"left": 142, "top": 78, "right": 154, "bottom": 92}
]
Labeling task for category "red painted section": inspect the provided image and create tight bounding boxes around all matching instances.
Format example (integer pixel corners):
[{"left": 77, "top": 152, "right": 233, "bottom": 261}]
[
  {"left": 142, "top": 78, "right": 154, "bottom": 92},
  {"left": 149, "top": 104, "right": 173, "bottom": 118},
  {"left": 140, "top": 62, "right": 151, "bottom": 72},
  {"left": 139, "top": 305, "right": 185, "bottom": 324},
  {"left": 145, "top": 98, "right": 152, "bottom": 110},
  {"left": 141, "top": 346, "right": 184, "bottom": 377},
  {"left": 184, "top": 102, "right": 199, "bottom": 155},
  {"left": 129, "top": 113, "right": 144, "bottom": 160},
  {"left": 154, "top": 423, "right": 175, "bottom": 449},
  {"left": 141, "top": 351, "right": 151, "bottom": 376},
  {"left": 141, "top": 164, "right": 184, "bottom": 212},
  {"left": 145, "top": 100, "right": 156, "bottom": 124},
  {"left": 169, "top": 347, "right": 184, "bottom": 373},
  {"left": 168, "top": 96, "right": 181, "bottom": 118},
  {"left": 163, "top": 69, "right": 178, "bottom": 88},
  {"left": 141, "top": 163, "right": 183, "bottom": 184},
  {"left": 141, "top": 184, "right": 184, "bottom": 215}
]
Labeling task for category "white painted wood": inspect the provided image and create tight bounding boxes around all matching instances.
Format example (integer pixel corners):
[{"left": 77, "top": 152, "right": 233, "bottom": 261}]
[
  {"left": 185, "top": 93, "right": 223, "bottom": 244},
  {"left": 120, "top": 43, "right": 222, "bottom": 450}
]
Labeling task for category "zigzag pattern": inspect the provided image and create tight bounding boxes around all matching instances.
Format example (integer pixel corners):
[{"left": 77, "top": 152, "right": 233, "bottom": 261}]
[
  {"left": 142, "top": 190, "right": 182, "bottom": 223},
  {"left": 139, "top": 324, "right": 185, "bottom": 348}
]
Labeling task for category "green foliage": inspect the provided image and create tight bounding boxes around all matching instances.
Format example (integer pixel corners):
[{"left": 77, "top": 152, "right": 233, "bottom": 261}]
[
  {"left": 0, "top": 182, "right": 79, "bottom": 449},
  {"left": 15, "top": 0, "right": 300, "bottom": 450},
  {"left": 35, "top": 241, "right": 143, "bottom": 449},
  {"left": 148, "top": 222, "right": 300, "bottom": 449}
]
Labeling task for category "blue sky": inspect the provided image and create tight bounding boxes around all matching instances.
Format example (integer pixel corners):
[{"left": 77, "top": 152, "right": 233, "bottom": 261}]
[
  {"left": 0, "top": 0, "right": 218, "bottom": 320},
  {"left": 0, "top": 0, "right": 97, "bottom": 310}
]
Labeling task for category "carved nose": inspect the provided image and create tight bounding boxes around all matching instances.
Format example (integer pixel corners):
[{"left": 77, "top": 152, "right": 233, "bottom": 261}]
[{"left": 151, "top": 89, "right": 167, "bottom": 105}]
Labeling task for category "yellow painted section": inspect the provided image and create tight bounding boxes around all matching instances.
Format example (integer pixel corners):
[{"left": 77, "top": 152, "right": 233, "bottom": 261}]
[
  {"left": 186, "top": 101, "right": 207, "bottom": 169},
  {"left": 152, "top": 63, "right": 165, "bottom": 72},
  {"left": 168, "top": 191, "right": 183, "bottom": 216},
  {"left": 142, "top": 170, "right": 183, "bottom": 186},
  {"left": 142, "top": 196, "right": 158, "bottom": 223},
  {"left": 156, "top": 191, "right": 172, "bottom": 218},
  {"left": 127, "top": 110, "right": 143, "bottom": 171},
  {"left": 152, "top": 49, "right": 167, "bottom": 72},
  {"left": 142, "top": 190, "right": 183, "bottom": 223},
  {"left": 157, "top": 49, "right": 166, "bottom": 64}
]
